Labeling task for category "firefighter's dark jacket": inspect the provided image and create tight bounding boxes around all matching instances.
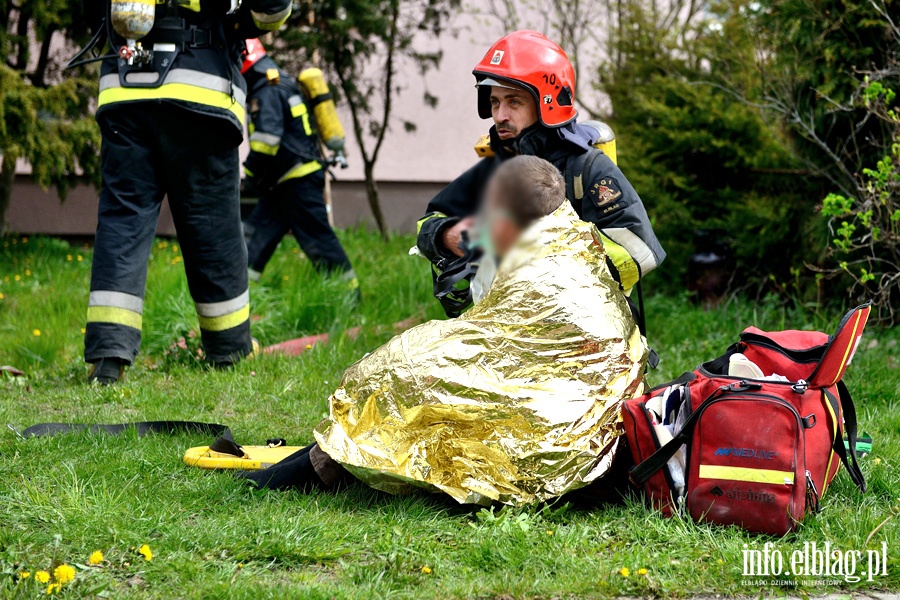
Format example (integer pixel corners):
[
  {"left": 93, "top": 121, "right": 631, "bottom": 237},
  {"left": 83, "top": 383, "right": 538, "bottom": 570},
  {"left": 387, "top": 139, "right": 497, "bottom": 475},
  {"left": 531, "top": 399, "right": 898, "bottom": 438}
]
[
  {"left": 417, "top": 123, "right": 666, "bottom": 290},
  {"left": 96, "top": 0, "right": 292, "bottom": 137},
  {"left": 242, "top": 57, "right": 323, "bottom": 191}
]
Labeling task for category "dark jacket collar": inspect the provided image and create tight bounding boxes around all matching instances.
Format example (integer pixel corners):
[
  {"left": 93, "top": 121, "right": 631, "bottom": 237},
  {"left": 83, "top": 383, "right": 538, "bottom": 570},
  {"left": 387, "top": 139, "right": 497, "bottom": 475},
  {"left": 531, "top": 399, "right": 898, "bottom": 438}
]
[{"left": 488, "top": 121, "right": 597, "bottom": 166}]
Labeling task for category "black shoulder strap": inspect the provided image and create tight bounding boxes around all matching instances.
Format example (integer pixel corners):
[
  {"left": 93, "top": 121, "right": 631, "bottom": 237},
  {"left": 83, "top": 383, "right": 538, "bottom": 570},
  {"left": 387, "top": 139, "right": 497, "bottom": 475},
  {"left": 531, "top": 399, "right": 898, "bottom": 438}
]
[
  {"left": 564, "top": 148, "right": 603, "bottom": 215},
  {"left": 828, "top": 382, "right": 866, "bottom": 492},
  {"left": 630, "top": 382, "right": 745, "bottom": 485}
]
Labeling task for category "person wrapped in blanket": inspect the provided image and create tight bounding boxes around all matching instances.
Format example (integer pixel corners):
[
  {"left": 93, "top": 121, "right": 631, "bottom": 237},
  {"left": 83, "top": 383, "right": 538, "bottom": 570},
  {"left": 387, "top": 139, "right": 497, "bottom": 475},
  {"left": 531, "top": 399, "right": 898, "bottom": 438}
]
[{"left": 240, "top": 156, "right": 648, "bottom": 506}]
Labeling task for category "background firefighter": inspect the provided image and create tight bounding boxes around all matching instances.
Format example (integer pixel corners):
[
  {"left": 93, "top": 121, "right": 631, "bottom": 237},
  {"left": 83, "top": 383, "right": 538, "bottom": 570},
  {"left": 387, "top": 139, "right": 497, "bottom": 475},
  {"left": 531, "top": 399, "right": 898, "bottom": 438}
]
[
  {"left": 240, "top": 40, "right": 356, "bottom": 289},
  {"left": 83, "top": 0, "right": 292, "bottom": 384},
  {"left": 417, "top": 30, "right": 666, "bottom": 318}
]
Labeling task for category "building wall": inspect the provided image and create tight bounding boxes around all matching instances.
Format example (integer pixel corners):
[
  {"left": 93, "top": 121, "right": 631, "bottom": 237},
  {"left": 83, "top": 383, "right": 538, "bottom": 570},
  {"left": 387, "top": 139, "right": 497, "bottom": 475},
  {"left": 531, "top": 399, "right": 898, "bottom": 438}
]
[
  {"left": 6, "top": 6, "right": 610, "bottom": 235},
  {"left": 4, "top": 176, "right": 446, "bottom": 236}
]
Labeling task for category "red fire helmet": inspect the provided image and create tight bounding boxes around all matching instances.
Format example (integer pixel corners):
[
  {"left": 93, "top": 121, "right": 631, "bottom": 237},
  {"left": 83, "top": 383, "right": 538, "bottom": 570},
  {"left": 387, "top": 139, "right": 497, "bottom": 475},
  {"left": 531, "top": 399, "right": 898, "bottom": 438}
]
[
  {"left": 473, "top": 30, "right": 577, "bottom": 128},
  {"left": 241, "top": 38, "right": 267, "bottom": 74}
]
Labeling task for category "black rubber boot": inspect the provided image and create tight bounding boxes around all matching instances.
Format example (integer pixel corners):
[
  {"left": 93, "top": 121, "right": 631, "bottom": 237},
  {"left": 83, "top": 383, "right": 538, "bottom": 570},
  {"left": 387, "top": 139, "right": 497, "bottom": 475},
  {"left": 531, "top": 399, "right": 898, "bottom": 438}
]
[{"left": 88, "top": 358, "right": 125, "bottom": 385}]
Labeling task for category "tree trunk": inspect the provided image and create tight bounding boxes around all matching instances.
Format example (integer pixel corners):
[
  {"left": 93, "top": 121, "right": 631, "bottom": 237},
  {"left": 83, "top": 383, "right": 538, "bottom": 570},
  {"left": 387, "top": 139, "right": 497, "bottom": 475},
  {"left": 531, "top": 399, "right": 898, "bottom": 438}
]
[
  {"left": 0, "top": 154, "right": 16, "bottom": 233},
  {"left": 363, "top": 162, "right": 389, "bottom": 241}
]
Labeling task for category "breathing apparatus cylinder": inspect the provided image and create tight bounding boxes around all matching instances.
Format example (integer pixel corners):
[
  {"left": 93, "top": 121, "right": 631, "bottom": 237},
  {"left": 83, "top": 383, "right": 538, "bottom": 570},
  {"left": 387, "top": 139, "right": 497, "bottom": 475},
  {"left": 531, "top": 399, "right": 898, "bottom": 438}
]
[
  {"left": 110, "top": 0, "right": 156, "bottom": 63},
  {"left": 581, "top": 119, "right": 617, "bottom": 166},
  {"left": 297, "top": 68, "right": 348, "bottom": 168}
]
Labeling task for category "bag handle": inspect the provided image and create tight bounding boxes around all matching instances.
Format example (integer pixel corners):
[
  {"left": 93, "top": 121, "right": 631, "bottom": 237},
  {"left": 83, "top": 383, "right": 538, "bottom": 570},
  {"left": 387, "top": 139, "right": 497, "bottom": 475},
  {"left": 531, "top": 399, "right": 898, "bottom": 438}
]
[
  {"left": 630, "top": 381, "right": 761, "bottom": 485},
  {"left": 827, "top": 382, "right": 866, "bottom": 492}
]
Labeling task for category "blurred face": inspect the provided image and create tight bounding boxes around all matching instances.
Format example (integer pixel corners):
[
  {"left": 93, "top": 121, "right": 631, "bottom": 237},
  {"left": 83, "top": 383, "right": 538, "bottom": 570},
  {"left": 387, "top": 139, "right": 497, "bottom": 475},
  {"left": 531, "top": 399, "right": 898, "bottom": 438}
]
[
  {"left": 480, "top": 179, "right": 523, "bottom": 257},
  {"left": 490, "top": 86, "right": 539, "bottom": 140}
]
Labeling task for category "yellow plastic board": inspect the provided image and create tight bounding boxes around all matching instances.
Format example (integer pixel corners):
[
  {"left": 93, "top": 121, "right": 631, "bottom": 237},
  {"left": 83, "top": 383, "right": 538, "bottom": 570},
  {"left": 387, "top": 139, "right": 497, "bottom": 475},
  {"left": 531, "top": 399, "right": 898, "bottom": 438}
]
[{"left": 183, "top": 445, "right": 301, "bottom": 470}]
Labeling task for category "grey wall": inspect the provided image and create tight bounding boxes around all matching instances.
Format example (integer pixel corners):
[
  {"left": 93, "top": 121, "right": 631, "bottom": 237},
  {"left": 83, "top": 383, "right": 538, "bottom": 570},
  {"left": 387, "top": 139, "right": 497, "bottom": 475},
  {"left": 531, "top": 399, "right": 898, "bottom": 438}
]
[{"left": 4, "top": 176, "right": 448, "bottom": 236}]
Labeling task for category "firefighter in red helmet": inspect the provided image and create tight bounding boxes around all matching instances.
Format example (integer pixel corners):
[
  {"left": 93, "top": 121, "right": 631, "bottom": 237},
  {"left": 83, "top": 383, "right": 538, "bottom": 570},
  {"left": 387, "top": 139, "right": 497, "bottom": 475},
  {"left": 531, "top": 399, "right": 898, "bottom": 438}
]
[
  {"left": 417, "top": 30, "right": 666, "bottom": 319},
  {"left": 238, "top": 39, "right": 355, "bottom": 286}
]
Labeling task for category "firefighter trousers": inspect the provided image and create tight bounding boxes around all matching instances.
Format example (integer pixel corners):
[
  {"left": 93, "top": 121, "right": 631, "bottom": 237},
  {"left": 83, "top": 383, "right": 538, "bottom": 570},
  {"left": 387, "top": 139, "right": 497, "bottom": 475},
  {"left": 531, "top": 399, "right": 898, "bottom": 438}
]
[
  {"left": 245, "top": 172, "right": 353, "bottom": 275},
  {"left": 85, "top": 104, "right": 252, "bottom": 365}
]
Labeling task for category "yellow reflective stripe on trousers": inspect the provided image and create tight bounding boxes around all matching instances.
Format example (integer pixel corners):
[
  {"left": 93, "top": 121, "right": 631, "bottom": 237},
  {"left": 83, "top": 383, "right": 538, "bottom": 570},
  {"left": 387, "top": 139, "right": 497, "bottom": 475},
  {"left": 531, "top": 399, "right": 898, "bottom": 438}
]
[
  {"left": 196, "top": 290, "right": 250, "bottom": 332},
  {"left": 699, "top": 465, "right": 795, "bottom": 485},
  {"left": 277, "top": 160, "right": 322, "bottom": 184},
  {"left": 251, "top": 5, "right": 291, "bottom": 30},
  {"left": 98, "top": 70, "right": 246, "bottom": 124},
  {"left": 87, "top": 290, "right": 143, "bottom": 330},
  {"left": 87, "top": 307, "right": 143, "bottom": 330}
]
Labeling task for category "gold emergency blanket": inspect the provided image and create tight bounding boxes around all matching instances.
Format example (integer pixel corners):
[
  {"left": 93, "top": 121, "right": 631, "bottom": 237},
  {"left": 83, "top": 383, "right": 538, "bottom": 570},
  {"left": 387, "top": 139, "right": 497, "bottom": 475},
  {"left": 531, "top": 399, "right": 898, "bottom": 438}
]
[{"left": 314, "top": 204, "right": 648, "bottom": 505}]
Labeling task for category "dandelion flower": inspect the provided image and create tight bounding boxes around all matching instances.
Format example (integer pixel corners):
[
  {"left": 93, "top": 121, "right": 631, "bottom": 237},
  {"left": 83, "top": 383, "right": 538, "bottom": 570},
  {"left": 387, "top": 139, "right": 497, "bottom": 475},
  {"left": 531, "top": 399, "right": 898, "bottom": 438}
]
[
  {"left": 22, "top": 237, "right": 28, "bottom": 243},
  {"left": 18, "top": 571, "right": 30, "bottom": 579},
  {"left": 89, "top": 551, "right": 104, "bottom": 565},
  {"left": 637, "top": 568, "right": 648, "bottom": 576},
  {"left": 35, "top": 571, "right": 50, "bottom": 583},
  {"left": 619, "top": 567, "right": 630, "bottom": 578},
  {"left": 0, "top": 292, "right": 4, "bottom": 300},
  {"left": 545, "top": 530, "right": 553, "bottom": 536},
  {"left": 33, "top": 329, "right": 41, "bottom": 337},
  {"left": 25, "top": 269, "right": 31, "bottom": 276},
  {"left": 66, "top": 255, "right": 73, "bottom": 261},
  {"left": 46, "top": 582, "right": 62, "bottom": 595},
  {"left": 283, "top": 275, "right": 289, "bottom": 281},
  {"left": 53, "top": 564, "right": 76, "bottom": 584},
  {"left": 81, "top": 328, "right": 86, "bottom": 335},
  {"left": 138, "top": 544, "right": 153, "bottom": 561},
  {"left": 76, "top": 255, "right": 83, "bottom": 262},
  {"left": 421, "top": 566, "right": 432, "bottom": 574},
  {"left": 305, "top": 344, "right": 312, "bottom": 349},
  {"left": 874, "top": 457, "right": 882, "bottom": 465},
  {"left": 14, "top": 275, "right": 20, "bottom": 281}
]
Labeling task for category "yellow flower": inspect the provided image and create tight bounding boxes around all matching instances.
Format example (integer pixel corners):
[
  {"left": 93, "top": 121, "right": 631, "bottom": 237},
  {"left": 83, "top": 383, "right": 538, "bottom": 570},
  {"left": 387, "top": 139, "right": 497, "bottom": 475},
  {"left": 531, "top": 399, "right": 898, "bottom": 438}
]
[
  {"left": 33, "top": 329, "right": 41, "bottom": 337},
  {"left": 717, "top": 558, "right": 724, "bottom": 565},
  {"left": 0, "top": 292, "right": 4, "bottom": 300},
  {"left": 46, "top": 582, "right": 62, "bottom": 595},
  {"left": 305, "top": 344, "right": 313, "bottom": 349},
  {"left": 89, "top": 551, "right": 104, "bottom": 565},
  {"left": 138, "top": 544, "right": 153, "bottom": 561},
  {"left": 874, "top": 457, "right": 882, "bottom": 465},
  {"left": 283, "top": 275, "right": 289, "bottom": 281},
  {"left": 66, "top": 255, "right": 73, "bottom": 261},
  {"left": 619, "top": 567, "right": 630, "bottom": 578},
  {"left": 545, "top": 530, "right": 553, "bottom": 536},
  {"left": 22, "top": 237, "right": 28, "bottom": 243},
  {"left": 81, "top": 328, "right": 86, "bottom": 335},
  {"left": 18, "top": 571, "right": 30, "bottom": 579},
  {"left": 35, "top": 571, "right": 50, "bottom": 583},
  {"left": 76, "top": 255, "right": 83, "bottom": 262},
  {"left": 25, "top": 269, "right": 31, "bottom": 276},
  {"left": 637, "top": 568, "right": 648, "bottom": 576},
  {"left": 172, "top": 245, "right": 179, "bottom": 253},
  {"left": 420, "top": 566, "right": 432, "bottom": 574},
  {"left": 14, "top": 275, "right": 20, "bottom": 281},
  {"left": 53, "top": 564, "right": 76, "bottom": 584}
]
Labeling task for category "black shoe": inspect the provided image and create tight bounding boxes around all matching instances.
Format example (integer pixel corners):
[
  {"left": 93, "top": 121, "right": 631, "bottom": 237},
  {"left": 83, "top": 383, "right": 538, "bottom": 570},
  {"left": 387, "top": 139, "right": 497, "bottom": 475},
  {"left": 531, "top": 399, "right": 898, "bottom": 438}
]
[{"left": 88, "top": 358, "right": 125, "bottom": 385}]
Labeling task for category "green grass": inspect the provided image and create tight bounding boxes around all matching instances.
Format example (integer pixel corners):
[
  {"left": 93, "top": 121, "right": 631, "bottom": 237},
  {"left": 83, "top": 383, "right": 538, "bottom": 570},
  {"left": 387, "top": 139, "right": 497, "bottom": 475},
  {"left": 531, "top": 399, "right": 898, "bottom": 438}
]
[{"left": 0, "top": 232, "right": 897, "bottom": 599}]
